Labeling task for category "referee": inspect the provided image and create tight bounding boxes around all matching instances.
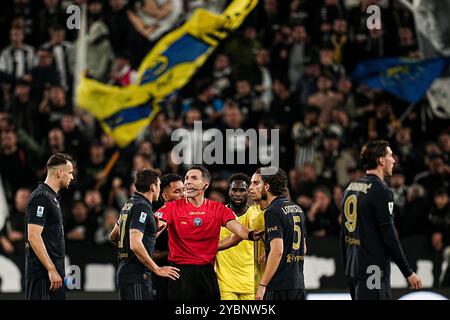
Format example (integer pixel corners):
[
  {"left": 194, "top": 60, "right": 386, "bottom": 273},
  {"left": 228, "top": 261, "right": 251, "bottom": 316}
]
[
  {"left": 341, "top": 140, "right": 422, "bottom": 300},
  {"left": 25, "top": 153, "right": 74, "bottom": 300}
]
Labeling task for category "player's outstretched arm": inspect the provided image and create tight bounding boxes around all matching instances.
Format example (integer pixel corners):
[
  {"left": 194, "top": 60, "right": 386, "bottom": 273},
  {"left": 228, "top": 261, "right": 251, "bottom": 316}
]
[
  {"left": 218, "top": 234, "right": 242, "bottom": 251},
  {"left": 225, "top": 220, "right": 264, "bottom": 241}
]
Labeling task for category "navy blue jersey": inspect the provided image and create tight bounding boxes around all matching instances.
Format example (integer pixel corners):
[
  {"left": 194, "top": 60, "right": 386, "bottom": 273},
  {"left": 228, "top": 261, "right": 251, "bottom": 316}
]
[
  {"left": 25, "top": 183, "right": 65, "bottom": 279},
  {"left": 264, "top": 195, "right": 306, "bottom": 290},
  {"left": 116, "top": 192, "right": 157, "bottom": 286},
  {"left": 341, "top": 174, "right": 413, "bottom": 279}
]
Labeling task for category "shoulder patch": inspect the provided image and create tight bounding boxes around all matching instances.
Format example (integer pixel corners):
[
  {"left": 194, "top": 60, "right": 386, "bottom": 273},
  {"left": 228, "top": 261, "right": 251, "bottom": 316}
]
[
  {"left": 388, "top": 202, "right": 394, "bottom": 215},
  {"left": 154, "top": 211, "right": 162, "bottom": 218},
  {"left": 36, "top": 206, "right": 44, "bottom": 217},
  {"left": 139, "top": 212, "right": 147, "bottom": 223}
]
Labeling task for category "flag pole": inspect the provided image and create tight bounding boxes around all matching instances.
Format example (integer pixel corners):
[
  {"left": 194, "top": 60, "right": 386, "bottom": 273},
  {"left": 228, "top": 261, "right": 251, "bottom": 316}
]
[
  {"left": 73, "top": 3, "right": 87, "bottom": 107},
  {"left": 94, "top": 150, "right": 121, "bottom": 190},
  {"left": 388, "top": 102, "right": 416, "bottom": 138}
]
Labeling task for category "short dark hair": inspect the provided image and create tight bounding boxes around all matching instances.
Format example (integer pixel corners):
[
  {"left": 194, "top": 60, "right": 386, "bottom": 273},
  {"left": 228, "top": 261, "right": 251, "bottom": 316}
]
[
  {"left": 47, "top": 153, "right": 72, "bottom": 169},
  {"left": 228, "top": 173, "right": 250, "bottom": 186},
  {"left": 258, "top": 167, "right": 288, "bottom": 196},
  {"left": 188, "top": 165, "right": 211, "bottom": 182},
  {"left": 360, "top": 140, "right": 390, "bottom": 170},
  {"left": 134, "top": 169, "right": 160, "bottom": 193},
  {"left": 161, "top": 173, "right": 183, "bottom": 191}
]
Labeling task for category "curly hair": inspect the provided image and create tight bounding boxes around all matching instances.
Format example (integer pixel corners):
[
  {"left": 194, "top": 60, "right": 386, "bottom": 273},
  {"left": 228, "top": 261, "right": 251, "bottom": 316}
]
[{"left": 258, "top": 167, "right": 288, "bottom": 196}]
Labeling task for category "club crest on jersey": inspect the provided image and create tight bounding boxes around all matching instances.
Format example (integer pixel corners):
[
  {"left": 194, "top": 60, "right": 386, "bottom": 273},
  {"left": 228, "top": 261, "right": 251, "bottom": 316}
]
[
  {"left": 388, "top": 202, "right": 394, "bottom": 215},
  {"left": 36, "top": 206, "right": 44, "bottom": 217},
  {"left": 139, "top": 212, "right": 147, "bottom": 223},
  {"left": 193, "top": 217, "right": 202, "bottom": 227}
]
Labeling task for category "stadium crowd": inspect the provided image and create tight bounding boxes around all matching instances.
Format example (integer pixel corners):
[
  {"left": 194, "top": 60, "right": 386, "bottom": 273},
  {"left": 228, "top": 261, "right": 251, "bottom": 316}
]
[{"left": 0, "top": 0, "right": 449, "bottom": 289}]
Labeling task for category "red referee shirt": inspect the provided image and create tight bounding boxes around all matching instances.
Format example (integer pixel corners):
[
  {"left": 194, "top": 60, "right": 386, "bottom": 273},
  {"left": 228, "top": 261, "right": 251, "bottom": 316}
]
[{"left": 155, "top": 198, "right": 236, "bottom": 265}]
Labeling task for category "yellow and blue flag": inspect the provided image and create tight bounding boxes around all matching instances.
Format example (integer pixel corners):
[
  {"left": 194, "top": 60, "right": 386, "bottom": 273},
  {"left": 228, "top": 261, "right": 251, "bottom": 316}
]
[
  {"left": 352, "top": 57, "right": 450, "bottom": 103},
  {"left": 76, "top": 0, "right": 259, "bottom": 148}
]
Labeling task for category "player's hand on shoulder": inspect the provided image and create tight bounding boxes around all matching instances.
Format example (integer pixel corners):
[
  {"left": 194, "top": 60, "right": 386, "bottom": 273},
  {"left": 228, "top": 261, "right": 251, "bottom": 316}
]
[
  {"left": 155, "top": 265, "right": 180, "bottom": 281},
  {"left": 407, "top": 272, "right": 422, "bottom": 290}
]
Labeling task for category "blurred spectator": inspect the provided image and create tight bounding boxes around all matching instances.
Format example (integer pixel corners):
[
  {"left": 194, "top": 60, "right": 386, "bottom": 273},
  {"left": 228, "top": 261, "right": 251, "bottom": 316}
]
[
  {"left": 438, "top": 131, "right": 450, "bottom": 163},
  {"left": 42, "top": 24, "right": 72, "bottom": 91},
  {"left": 290, "top": 164, "right": 319, "bottom": 209},
  {"left": 392, "top": 126, "right": 422, "bottom": 184},
  {"left": 314, "top": 131, "right": 357, "bottom": 187},
  {"left": 0, "top": 27, "right": 35, "bottom": 83},
  {"left": 294, "top": 59, "right": 320, "bottom": 106},
  {"left": 253, "top": 48, "right": 273, "bottom": 111},
  {"left": 127, "top": 0, "right": 182, "bottom": 41},
  {"left": 398, "top": 184, "right": 429, "bottom": 237},
  {"left": 10, "top": 0, "right": 35, "bottom": 45},
  {"left": 330, "top": 18, "right": 350, "bottom": 66},
  {"left": 307, "top": 73, "right": 341, "bottom": 112},
  {"left": 39, "top": 84, "right": 71, "bottom": 124},
  {"left": 37, "top": 0, "right": 66, "bottom": 45},
  {"left": 233, "top": 78, "right": 260, "bottom": 122},
  {"left": 84, "top": 188, "right": 105, "bottom": 218},
  {"left": 0, "top": 187, "right": 30, "bottom": 255},
  {"left": 225, "top": 26, "right": 261, "bottom": 71},
  {"left": 306, "top": 185, "right": 340, "bottom": 237},
  {"left": 30, "top": 47, "right": 60, "bottom": 101},
  {"left": 94, "top": 206, "right": 119, "bottom": 244},
  {"left": 318, "top": 43, "right": 345, "bottom": 81},
  {"left": 363, "top": 95, "right": 397, "bottom": 141},
  {"left": 182, "top": 79, "right": 224, "bottom": 124},
  {"left": 292, "top": 106, "right": 321, "bottom": 167},
  {"left": 65, "top": 200, "right": 98, "bottom": 243},
  {"left": 104, "top": 0, "right": 132, "bottom": 56},
  {"left": 288, "top": 24, "right": 313, "bottom": 89},
  {"left": 138, "top": 112, "right": 172, "bottom": 169},
  {"left": 36, "top": 127, "right": 67, "bottom": 178},
  {"left": 8, "top": 78, "right": 40, "bottom": 139},
  {"left": 60, "top": 112, "right": 87, "bottom": 160},
  {"left": 414, "top": 153, "right": 450, "bottom": 201},
  {"left": 210, "top": 53, "right": 234, "bottom": 99},
  {"left": 108, "top": 53, "right": 136, "bottom": 86},
  {"left": 0, "top": 129, "right": 34, "bottom": 202},
  {"left": 429, "top": 189, "right": 450, "bottom": 254},
  {"left": 78, "top": 141, "right": 108, "bottom": 192},
  {"left": 269, "top": 77, "right": 299, "bottom": 128}
]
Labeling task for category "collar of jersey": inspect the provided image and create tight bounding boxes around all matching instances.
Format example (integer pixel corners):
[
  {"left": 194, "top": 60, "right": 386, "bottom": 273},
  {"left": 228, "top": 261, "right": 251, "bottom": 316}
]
[
  {"left": 133, "top": 192, "right": 153, "bottom": 208},
  {"left": 40, "top": 182, "right": 58, "bottom": 196}
]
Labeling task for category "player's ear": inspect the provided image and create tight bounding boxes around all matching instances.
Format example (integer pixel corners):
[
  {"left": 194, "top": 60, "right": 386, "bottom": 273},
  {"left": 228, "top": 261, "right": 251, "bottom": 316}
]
[{"left": 162, "top": 192, "right": 168, "bottom": 202}]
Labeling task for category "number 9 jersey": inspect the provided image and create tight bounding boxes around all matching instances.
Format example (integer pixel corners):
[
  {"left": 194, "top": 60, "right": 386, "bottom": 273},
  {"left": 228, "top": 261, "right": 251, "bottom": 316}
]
[{"left": 341, "top": 174, "right": 413, "bottom": 280}]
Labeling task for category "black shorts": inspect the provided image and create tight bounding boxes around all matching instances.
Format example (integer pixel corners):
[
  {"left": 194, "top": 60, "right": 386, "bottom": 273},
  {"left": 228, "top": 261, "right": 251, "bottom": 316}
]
[
  {"left": 153, "top": 274, "right": 169, "bottom": 300},
  {"left": 168, "top": 264, "right": 220, "bottom": 300},
  {"left": 347, "top": 275, "right": 391, "bottom": 300},
  {"left": 25, "top": 277, "right": 65, "bottom": 300},
  {"left": 264, "top": 288, "right": 306, "bottom": 300},
  {"left": 119, "top": 283, "right": 153, "bottom": 300}
]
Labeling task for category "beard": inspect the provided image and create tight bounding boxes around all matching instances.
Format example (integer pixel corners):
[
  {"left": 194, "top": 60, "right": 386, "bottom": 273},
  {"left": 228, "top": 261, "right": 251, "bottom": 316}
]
[{"left": 260, "top": 189, "right": 268, "bottom": 201}]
